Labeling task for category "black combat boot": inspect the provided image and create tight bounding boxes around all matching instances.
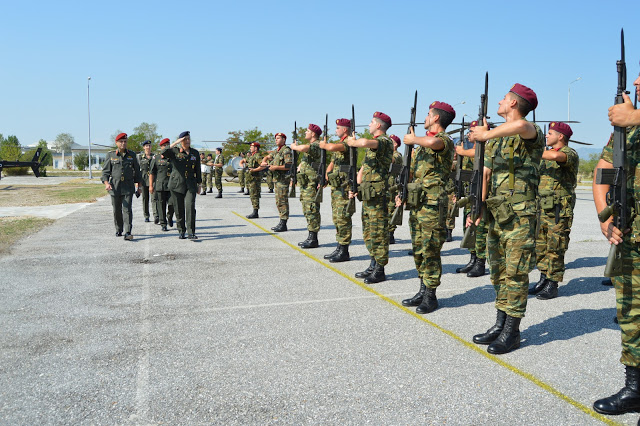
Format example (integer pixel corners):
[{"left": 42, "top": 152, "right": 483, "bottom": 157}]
[
  {"left": 329, "top": 245, "right": 350, "bottom": 263},
  {"left": 168, "top": 216, "right": 173, "bottom": 227},
  {"left": 402, "top": 280, "right": 427, "bottom": 307},
  {"left": 389, "top": 232, "right": 396, "bottom": 245},
  {"left": 487, "top": 315, "right": 521, "bottom": 354},
  {"left": 244, "top": 189, "right": 250, "bottom": 195},
  {"left": 272, "top": 220, "right": 287, "bottom": 232},
  {"left": 536, "top": 279, "right": 558, "bottom": 300},
  {"left": 246, "top": 209, "right": 259, "bottom": 219},
  {"left": 269, "top": 188, "right": 274, "bottom": 193},
  {"left": 466, "top": 257, "right": 486, "bottom": 278},
  {"left": 298, "top": 232, "right": 313, "bottom": 247},
  {"left": 593, "top": 366, "right": 640, "bottom": 415},
  {"left": 200, "top": 190, "right": 206, "bottom": 196},
  {"left": 237, "top": 187, "right": 244, "bottom": 193},
  {"left": 215, "top": 191, "right": 222, "bottom": 198},
  {"left": 456, "top": 254, "right": 477, "bottom": 274},
  {"left": 416, "top": 287, "right": 438, "bottom": 314},
  {"left": 207, "top": 188, "right": 212, "bottom": 193},
  {"left": 161, "top": 225, "right": 168, "bottom": 231},
  {"left": 473, "top": 310, "right": 507, "bottom": 344},
  {"left": 154, "top": 217, "right": 159, "bottom": 224},
  {"left": 324, "top": 243, "right": 340, "bottom": 259},
  {"left": 355, "top": 258, "right": 376, "bottom": 278},
  {"left": 300, "top": 231, "right": 319, "bottom": 249},
  {"left": 528, "top": 273, "right": 547, "bottom": 295},
  {"left": 445, "top": 229, "right": 453, "bottom": 242},
  {"left": 364, "top": 265, "right": 386, "bottom": 284}
]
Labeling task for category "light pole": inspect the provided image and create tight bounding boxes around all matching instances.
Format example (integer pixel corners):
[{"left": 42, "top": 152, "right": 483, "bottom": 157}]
[
  {"left": 568, "top": 77, "right": 582, "bottom": 121},
  {"left": 87, "top": 76, "right": 92, "bottom": 179}
]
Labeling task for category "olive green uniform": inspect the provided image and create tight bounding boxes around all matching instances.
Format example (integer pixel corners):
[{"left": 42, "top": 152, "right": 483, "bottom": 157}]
[
  {"left": 298, "top": 141, "right": 321, "bottom": 232},
  {"left": 388, "top": 150, "right": 403, "bottom": 234},
  {"left": 150, "top": 152, "right": 175, "bottom": 226},
  {"left": 101, "top": 149, "right": 142, "bottom": 234},
  {"left": 272, "top": 146, "right": 293, "bottom": 220},
  {"left": 214, "top": 153, "right": 225, "bottom": 192},
  {"left": 162, "top": 146, "right": 202, "bottom": 235},
  {"left": 328, "top": 137, "right": 354, "bottom": 245},
  {"left": 201, "top": 158, "right": 212, "bottom": 192},
  {"left": 246, "top": 151, "right": 263, "bottom": 210},
  {"left": 139, "top": 153, "right": 157, "bottom": 221}
]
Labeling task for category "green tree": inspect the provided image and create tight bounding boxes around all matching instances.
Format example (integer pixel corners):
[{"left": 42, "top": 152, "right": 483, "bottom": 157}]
[
  {"left": 23, "top": 139, "right": 53, "bottom": 176},
  {"left": 73, "top": 151, "right": 89, "bottom": 171},
  {"left": 53, "top": 133, "right": 74, "bottom": 153},
  {"left": 578, "top": 153, "right": 598, "bottom": 180},
  {"left": 0, "top": 135, "right": 21, "bottom": 161}
]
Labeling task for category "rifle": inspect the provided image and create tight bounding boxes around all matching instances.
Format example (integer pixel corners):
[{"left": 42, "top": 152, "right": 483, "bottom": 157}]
[
  {"left": 596, "top": 29, "right": 628, "bottom": 277},
  {"left": 346, "top": 105, "right": 358, "bottom": 214},
  {"left": 289, "top": 121, "right": 298, "bottom": 197},
  {"left": 390, "top": 90, "right": 418, "bottom": 226},
  {"left": 458, "top": 72, "right": 489, "bottom": 249},
  {"left": 450, "top": 117, "right": 473, "bottom": 218},
  {"left": 314, "top": 114, "right": 328, "bottom": 203}
]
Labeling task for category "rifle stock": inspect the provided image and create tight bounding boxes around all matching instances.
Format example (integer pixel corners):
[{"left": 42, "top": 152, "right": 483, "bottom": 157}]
[
  {"left": 289, "top": 121, "right": 298, "bottom": 198},
  {"left": 314, "top": 114, "right": 328, "bottom": 203}
]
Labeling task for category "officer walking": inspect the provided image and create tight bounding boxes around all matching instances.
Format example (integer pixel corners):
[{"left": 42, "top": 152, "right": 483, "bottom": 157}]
[
  {"left": 149, "top": 138, "right": 174, "bottom": 231},
  {"left": 101, "top": 132, "right": 141, "bottom": 240},
  {"left": 139, "top": 140, "right": 156, "bottom": 222}
]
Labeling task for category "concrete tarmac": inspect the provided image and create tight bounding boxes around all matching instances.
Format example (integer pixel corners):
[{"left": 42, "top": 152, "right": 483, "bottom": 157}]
[{"left": 0, "top": 185, "right": 635, "bottom": 425}]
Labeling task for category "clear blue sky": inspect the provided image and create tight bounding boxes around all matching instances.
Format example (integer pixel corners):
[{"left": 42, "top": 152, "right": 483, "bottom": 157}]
[{"left": 1, "top": 0, "right": 638, "bottom": 154}]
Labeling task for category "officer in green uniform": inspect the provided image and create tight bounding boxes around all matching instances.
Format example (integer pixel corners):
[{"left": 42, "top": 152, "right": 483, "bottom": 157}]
[
  {"left": 162, "top": 131, "right": 202, "bottom": 240},
  {"left": 469, "top": 83, "right": 544, "bottom": 355},
  {"left": 139, "top": 140, "right": 157, "bottom": 222},
  {"left": 149, "top": 138, "right": 174, "bottom": 231},
  {"left": 347, "top": 111, "right": 394, "bottom": 284},
  {"left": 101, "top": 132, "right": 141, "bottom": 240},
  {"left": 529, "top": 122, "right": 579, "bottom": 300},
  {"left": 320, "top": 118, "right": 355, "bottom": 262},
  {"left": 592, "top": 75, "right": 640, "bottom": 415},
  {"left": 263, "top": 133, "right": 292, "bottom": 232},
  {"left": 399, "top": 101, "right": 455, "bottom": 314},
  {"left": 291, "top": 124, "right": 322, "bottom": 249},
  {"left": 387, "top": 135, "right": 403, "bottom": 245},
  {"left": 242, "top": 142, "right": 264, "bottom": 218},
  {"left": 213, "top": 147, "right": 225, "bottom": 198}
]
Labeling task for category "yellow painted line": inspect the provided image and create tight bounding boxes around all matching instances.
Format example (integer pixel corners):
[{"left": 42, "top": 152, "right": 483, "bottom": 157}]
[{"left": 233, "top": 211, "right": 621, "bottom": 425}]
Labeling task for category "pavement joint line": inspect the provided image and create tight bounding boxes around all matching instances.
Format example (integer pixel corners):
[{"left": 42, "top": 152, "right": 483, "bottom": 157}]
[{"left": 233, "top": 211, "right": 620, "bottom": 426}]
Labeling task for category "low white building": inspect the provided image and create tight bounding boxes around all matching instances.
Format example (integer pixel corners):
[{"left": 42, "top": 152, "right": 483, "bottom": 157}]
[{"left": 47, "top": 142, "right": 111, "bottom": 170}]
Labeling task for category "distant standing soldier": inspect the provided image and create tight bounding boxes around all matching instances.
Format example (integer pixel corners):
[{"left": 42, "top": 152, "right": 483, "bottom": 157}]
[
  {"left": 347, "top": 111, "right": 394, "bottom": 284},
  {"left": 200, "top": 153, "right": 212, "bottom": 195},
  {"left": 149, "top": 138, "right": 174, "bottom": 231},
  {"left": 213, "top": 147, "right": 225, "bottom": 198},
  {"left": 387, "top": 134, "right": 403, "bottom": 244},
  {"left": 237, "top": 152, "right": 246, "bottom": 193},
  {"left": 162, "top": 131, "right": 202, "bottom": 240},
  {"left": 243, "top": 142, "right": 264, "bottom": 218},
  {"left": 291, "top": 124, "right": 322, "bottom": 249},
  {"left": 139, "top": 140, "right": 157, "bottom": 222},
  {"left": 266, "top": 153, "right": 275, "bottom": 194},
  {"left": 101, "top": 132, "right": 141, "bottom": 240},
  {"left": 320, "top": 118, "right": 354, "bottom": 262},
  {"left": 529, "top": 122, "right": 579, "bottom": 300},
  {"left": 263, "top": 132, "right": 292, "bottom": 232}
]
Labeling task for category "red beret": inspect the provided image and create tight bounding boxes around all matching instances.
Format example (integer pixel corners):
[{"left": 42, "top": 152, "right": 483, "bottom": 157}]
[
  {"left": 469, "top": 121, "right": 479, "bottom": 128},
  {"left": 373, "top": 111, "right": 392, "bottom": 127},
  {"left": 430, "top": 101, "right": 456, "bottom": 119},
  {"left": 250, "top": 142, "right": 261, "bottom": 148},
  {"left": 115, "top": 132, "right": 127, "bottom": 141},
  {"left": 336, "top": 118, "right": 350, "bottom": 127},
  {"left": 509, "top": 83, "right": 538, "bottom": 110},
  {"left": 159, "top": 138, "right": 170, "bottom": 145},
  {"left": 275, "top": 132, "right": 287, "bottom": 140},
  {"left": 549, "top": 121, "right": 573, "bottom": 139},
  {"left": 389, "top": 134, "right": 401, "bottom": 146},
  {"left": 308, "top": 124, "right": 322, "bottom": 136}
]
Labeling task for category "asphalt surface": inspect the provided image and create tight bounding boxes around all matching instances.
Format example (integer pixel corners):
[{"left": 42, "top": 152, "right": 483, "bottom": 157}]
[{"left": 0, "top": 181, "right": 636, "bottom": 425}]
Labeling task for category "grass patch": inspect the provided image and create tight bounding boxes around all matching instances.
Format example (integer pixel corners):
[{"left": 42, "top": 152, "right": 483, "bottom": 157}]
[
  {"left": 0, "top": 216, "right": 55, "bottom": 255},
  {"left": 0, "top": 184, "right": 107, "bottom": 207}
]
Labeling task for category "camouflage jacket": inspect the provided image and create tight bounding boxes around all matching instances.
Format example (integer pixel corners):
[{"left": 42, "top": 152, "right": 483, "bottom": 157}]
[
  {"left": 410, "top": 131, "right": 454, "bottom": 199},
  {"left": 388, "top": 150, "right": 403, "bottom": 190},
  {"left": 150, "top": 152, "right": 173, "bottom": 192},
  {"left": 328, "top": 138, "right": 350, "bottom": 188},
  {"left": 271, "top": 145, "right": 293, "bottom": 181},
  {"left": 214, "top": 154, "right": 225, "bottom": 172},
  {"left": 538, "top": 145, "right": 579, "bottom": 200},
  {"left": 299, "top": 141, "right": 321, "bottom": 178},
  {"left": 101, "top": 149, "right": 141, "bottom": 196},
  {"left": 362, "top": 134, "right": 393, "bottom": 183}
]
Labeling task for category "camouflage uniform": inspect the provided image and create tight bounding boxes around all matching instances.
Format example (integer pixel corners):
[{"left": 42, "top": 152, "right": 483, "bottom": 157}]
[
  {"left": 408, "top": 132, "right": 453, "bottom": 288},
  {"left": 238, "top": 167, "right": 246, "bottom": 190},
  {"left": 600, "top": 127, "right": 640, "bottom": 366},
  {"left": 272, "top": 145, "right": 293, "bottom": 219},
  {"left": 328, "top": 137, "right": 353, "bottom": 245},
  {"left": 266, "top": 170, "right": 275, "bottom": 191},
  {"left": 445, "top": 169, "right": 456, "bottom": 231},
  {"left": 139, "top": 153, "right": 157, "bottom": 220},
  {"left": 246, "top": 151, "right": 262, "bottom": 210},
  {"left": 469, "top": 144, "right": 491, "bottom": 260},
  {"left": 361, "top": 135, "right": 394, "bottom": 266},
  {"left": 150, "top": 152, "right": 175, "bottom": 226},
  {"left": 101, "top": 149, "right": 142, "bottom": 234},
  {"left": 485, "top": 121, "right": 544, "bottom": 318},
  {"left": 536, "top": 145, "right": 579, "bottom": 282},
  {"left": 298, "top": 141, "right": 321, "bottom": 232},
  {"left": 388, "top": 150, "right": 403, "bottom": 234},
  {"left": 201, "top": 158, "right": 212, "bottom": 192},
  {"left": 214, "top": 153, "right": 225, "bottom": 192}
]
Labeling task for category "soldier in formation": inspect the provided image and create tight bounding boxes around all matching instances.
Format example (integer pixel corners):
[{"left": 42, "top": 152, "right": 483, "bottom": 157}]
[
  {"left": 200, "top": 153, "right": 212, "bottom": 195},
  {"left": 387, "top": 134, "right": 403, "bottom": 245},
  {"left": 263, "top": 132, "right": 292, "bottom": 232},
  {"left": 213, "top": 147, "right": 225, "bottom": 198},
  {"left": 237, "top": 152, "right": 246, "bottom": 194},
  {"left": 243, "top": 142, "right": 264, "bottom": 219}
]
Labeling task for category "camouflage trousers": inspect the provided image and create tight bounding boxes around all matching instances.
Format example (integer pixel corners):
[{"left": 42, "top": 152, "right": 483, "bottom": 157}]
[
  {"left": 266, "top": 171, "right": 274, "bottom": 190},
  {"left": 487, "top": 213, "right": 536, "bottom": 318},
  {"left": 613, "top": 239, "right": 640, "bottom": 367},
  {"left": 362, "top": 194, "right": 389, "bottom": 266},
  {"left": 331, "top": 186, "right": 353, "bottom": 245},
  {"left": 409, "top": 204, "right": 446, "bottom": 289},
  {"left": 238, "top": 169, "right": 245, "bottom": 188},
  {"left": 300, "top": 181, "right": 320, "bottom": 232},
  {"left": 275, "top": 179, "right": 290, "bottom": 220},
  {"left": 202, "top": 172, "right": 212, "bottom": 191},
  {"left": 446, "top": 192, "right": 456, "bottom": 230},
  {"left": 464, "top": 207, "right": 488, "bottom": 259},
  {"left": 214, "top": 169, "right": 223, "bottom": 191},
  {"left": 387, "top": 188, "right": 399, "bottom": 233},
  {"left": 247, "top": 174, "right": 261, "bottom": 210},
  {"left": 536, "top": 210, "right": 573, "bottom": 282}
]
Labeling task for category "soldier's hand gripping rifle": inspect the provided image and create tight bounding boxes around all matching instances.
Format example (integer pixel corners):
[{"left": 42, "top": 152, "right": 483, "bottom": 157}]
[
  {"left": 346, "top": 105, "right": 358, "bottom": 214},
  {"left": 451, "top": 117, "right": 473, "bottom": 218},
  {"left": 596, "top": 29, "right": 629, "bottom": 277},
  {"left": 390, "top": 90, "right": 418, "bottom": 227},
  {"left": 314, "top": 114, "right": 328, "bottom": 203},
  {"left": 458, "top": 72, "right": 489, "bottom": 249},
  {"left": 289, "top": 121, "right": 299, "bottom": 198}
]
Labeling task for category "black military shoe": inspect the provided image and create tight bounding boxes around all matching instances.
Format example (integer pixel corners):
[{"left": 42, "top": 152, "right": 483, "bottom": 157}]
[
  {"left": 161, "top": 225, "right": 168, "bottom": 231},
  {"left": 529, "top": 273, "right": 547, "bottom": 295},
  {"left": 154, "top": 217, "right": 159, "bottom": 224},
  {"left": 246, "top": 209, "right": 259, "bottom": 219},
  {"left": 402, "top": 280, "right": 426, "bottom": 307},
  {"left": 179, "top": 232, "right": 186, "bottom": 239},
  {"left": 237, "top": 188, "right": 244, "bottom": 193},
  {"left": 473, "top": 310, "right": 507, "bottom": 344},
  {"left": 364, "top": 265, "right": 386, "bottom": 284},
  {"left": 416, "top": 287, "right": 438, "bottom": 314},
  {"left": 298, "top": 232, "right": 312, "bottom": 247},
  {"left": 329, "top": 245, "right": 350, "bottom": 263},
  {"left": 300, "top": 232, "right": 319, "bottom": 249},
  {"left": 536, "top": 279, "right": 558, "bottom": 300},
  {"left": 215, "top": 191, "right": 222, "bottom": 198},
  {"left": 324, "top": 244, "right": 340, "bottom": 259},
  {"left": 207, "top": 188, "right": 212, "bottom": 193},
  {"left": 272, "top": 220, "right": 287, "bottom": 232},
  {"left": 188, "top": 234, "right": 198, "bottom": 240},
  {"left": 115, "top": 231, "right": 123, "bottom": 237},
  {"left": 467, "top": 257, "right": 486, "bottom": 278},
  {"left": 487, "top": 315, "right": 521, "bottom": 354},
  {"left": 145, "top": 217, "right": 150, "bottom": 222},
  {"left": 456, "top": 254, "right": 476, "bottom": 273},
  {"left": 355, "top": 258, "right": 376, "bottom": 278},
  {"left": 389, "top": 232, "right": 396, "bottom": 245},
  {"left": 269, "top": 188, "right": 274, "bottom": 193},
  {"left": 124, "top": 232, "right": 133, "bottom": 241},
  {"left": 408, "top": 250, "right": 413, "bottom": 256},
  {"left": 594, "top": 366, "right": 640, "bottom": 415},
  {"left": 200, "top": 191, "right": 206, "bottom": 196},
  {"left": 445, "top": 229, "right": 453, "bottom": 242}
]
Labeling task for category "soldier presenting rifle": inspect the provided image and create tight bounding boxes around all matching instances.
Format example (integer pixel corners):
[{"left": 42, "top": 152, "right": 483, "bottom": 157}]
[
  {"left": 387, "top": 135, "right": 403, "bottom": 245},
  {"left": 101, "top": 132, "right": 141, "bottom": 240},
  {"left": 243, "top": 142, "right": 264, "bottom": 219},
  {"left": 263, "top": 132, "right": 292, "bottom": 232}
]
